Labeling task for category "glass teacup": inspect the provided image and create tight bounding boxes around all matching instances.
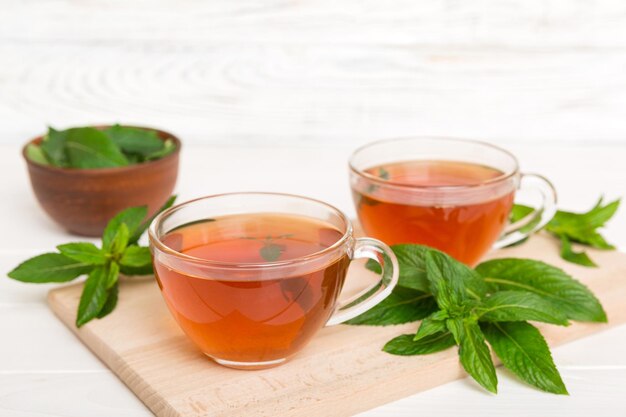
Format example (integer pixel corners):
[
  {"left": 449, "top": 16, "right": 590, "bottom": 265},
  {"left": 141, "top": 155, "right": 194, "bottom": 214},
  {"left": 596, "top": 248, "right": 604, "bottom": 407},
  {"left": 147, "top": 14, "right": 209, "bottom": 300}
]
[
  {"left": 349, "top": 137, "right": 557, "bottom": 265},
  {"left": 149, "top": 192, "right": 398, "bottom": 369}
]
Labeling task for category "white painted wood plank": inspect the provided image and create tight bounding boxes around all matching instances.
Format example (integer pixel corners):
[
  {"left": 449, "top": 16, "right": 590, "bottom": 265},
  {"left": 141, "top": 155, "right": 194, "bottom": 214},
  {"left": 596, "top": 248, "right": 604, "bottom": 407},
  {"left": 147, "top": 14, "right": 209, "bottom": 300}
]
[
  {"left": 360, "top": 367, "right": 626, "bottom": 417},
  {"left": 0, "top": 372, "right": 151, "bottom": 417},
  {"left": 1, "top": 43, "right": 626, "bottom": 145},
  {"left": 0, "top": 303, "right": 112, "bottom": 372},
  {"left": 2, "top": 0, "right": 626, "bottom": 48}
]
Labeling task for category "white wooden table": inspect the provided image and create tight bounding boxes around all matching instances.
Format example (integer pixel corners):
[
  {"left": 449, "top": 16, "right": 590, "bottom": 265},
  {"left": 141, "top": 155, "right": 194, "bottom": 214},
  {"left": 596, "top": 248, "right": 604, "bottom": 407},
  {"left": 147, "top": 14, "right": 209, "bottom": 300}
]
[{"left": 2, "top": 1, "right": 626, "bottom": 415}]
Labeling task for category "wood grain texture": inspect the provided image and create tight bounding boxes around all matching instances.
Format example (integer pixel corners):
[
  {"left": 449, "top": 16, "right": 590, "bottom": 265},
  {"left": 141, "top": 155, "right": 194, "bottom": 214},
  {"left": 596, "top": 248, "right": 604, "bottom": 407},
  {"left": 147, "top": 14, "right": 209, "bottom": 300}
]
[
  {"left": 1, "top": 1, "right": 626, "bottom": 146},
  {"left": 47, "top": 234, "right": 626, "bottom": 417}
]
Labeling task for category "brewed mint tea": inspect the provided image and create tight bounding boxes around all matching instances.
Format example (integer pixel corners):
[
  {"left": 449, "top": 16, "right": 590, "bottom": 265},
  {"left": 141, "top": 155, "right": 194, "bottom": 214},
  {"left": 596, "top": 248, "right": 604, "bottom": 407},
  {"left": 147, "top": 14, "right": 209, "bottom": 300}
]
[
  {"left": 153, "top": 214, "right": 350, "bottom": 366},
  {"left": 353, "top": 160, "right": 514, "bottom": 265}
]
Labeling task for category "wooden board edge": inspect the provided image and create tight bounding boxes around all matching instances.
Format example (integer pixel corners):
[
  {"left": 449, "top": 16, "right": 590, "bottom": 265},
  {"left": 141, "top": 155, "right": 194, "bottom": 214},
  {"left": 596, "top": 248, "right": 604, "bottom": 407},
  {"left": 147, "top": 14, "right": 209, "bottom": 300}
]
[{"left": 46, "top": 290, "right": 182, "bottom": 417}]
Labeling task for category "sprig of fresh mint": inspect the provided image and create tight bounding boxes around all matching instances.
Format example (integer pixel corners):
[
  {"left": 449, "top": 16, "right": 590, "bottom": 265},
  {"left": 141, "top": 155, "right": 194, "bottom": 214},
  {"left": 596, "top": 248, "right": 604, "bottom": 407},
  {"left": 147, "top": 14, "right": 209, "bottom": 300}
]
[
  {"left": 27, "top": 125, "right": 176, "bottom": 169},
  {"left": 349, "top": 244, "right": 607, "bottom": 395},
  {"left": 511, "top": 197, "right": 620, "bottom": 267},
  {"left": 7, "top": 196, "right": 176, "bottom": 327}
]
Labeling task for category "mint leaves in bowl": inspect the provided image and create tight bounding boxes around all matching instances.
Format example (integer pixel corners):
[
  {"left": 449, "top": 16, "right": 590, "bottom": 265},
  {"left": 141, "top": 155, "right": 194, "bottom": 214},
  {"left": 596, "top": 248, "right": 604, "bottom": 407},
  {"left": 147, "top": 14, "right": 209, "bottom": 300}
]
[
  {"left": 26, "top": 125, "right": 176, "bottom": 168},
  {"left": 22, "top": 125, "right": 180, "bottom": 236}
]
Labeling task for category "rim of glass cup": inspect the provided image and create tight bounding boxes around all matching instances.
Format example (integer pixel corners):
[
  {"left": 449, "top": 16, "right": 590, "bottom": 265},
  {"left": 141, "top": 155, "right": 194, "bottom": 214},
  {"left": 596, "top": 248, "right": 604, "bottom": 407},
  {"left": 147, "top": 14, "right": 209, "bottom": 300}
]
[
  {"left": 148, "top": 192, "right": 354, "bottom": 269},
  {"left": 348, "top": 136, "right": 521, "bottom": 190}
]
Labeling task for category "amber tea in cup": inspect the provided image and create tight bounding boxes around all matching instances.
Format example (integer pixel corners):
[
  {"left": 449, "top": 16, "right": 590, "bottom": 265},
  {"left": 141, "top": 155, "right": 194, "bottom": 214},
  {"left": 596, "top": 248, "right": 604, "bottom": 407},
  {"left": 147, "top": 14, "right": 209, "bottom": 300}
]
[
  {"left": 350, "top": 138, "right": 557, "bottom": 266},
  {"left": 149, "top": 193, "right": 398, "bottom": 369}
]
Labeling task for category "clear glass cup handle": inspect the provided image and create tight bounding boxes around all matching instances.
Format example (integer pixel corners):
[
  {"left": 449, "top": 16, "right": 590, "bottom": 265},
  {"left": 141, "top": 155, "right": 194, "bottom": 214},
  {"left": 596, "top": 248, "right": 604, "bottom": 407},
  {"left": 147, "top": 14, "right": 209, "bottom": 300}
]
[
  {"left": 326, "top": 237, "right": 399, "bottom": 326},
  {"left": 493, "top": 173, "right": 558, "bottom": 249}
]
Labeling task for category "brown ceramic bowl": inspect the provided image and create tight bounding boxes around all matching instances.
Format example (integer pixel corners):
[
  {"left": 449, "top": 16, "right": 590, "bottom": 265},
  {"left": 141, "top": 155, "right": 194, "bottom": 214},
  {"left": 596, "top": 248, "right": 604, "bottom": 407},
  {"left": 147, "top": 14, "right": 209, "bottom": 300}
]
[{"left": 22, "top": 125, "right": 181, "bottom": 236}]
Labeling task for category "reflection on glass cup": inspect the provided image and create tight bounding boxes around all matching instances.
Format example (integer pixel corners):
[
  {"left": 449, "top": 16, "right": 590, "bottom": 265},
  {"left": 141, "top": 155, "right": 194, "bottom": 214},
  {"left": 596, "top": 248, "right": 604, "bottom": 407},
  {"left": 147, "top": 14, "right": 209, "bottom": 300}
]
[
  {"left": 350, "top": 137, "right": 557, "bottom": 265},
  {"left": 149, "top": 192, "right": 398, "bottom": 369}
]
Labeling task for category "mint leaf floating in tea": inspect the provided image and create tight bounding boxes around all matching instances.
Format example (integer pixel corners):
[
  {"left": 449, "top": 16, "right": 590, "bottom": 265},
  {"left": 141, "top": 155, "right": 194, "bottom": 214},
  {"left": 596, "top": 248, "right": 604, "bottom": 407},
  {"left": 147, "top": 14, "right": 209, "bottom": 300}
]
[
  {"left": 348, "top": 244, "right": 607, "bottom": 394},
  {"left": 241, "top": 234, "right": 294, "bottom": 262},
  {"left": 26, "top": 125, "right": 178, "bottom": 169},
  {"left": 510, "top": 197, "right": 620, "bottom": 267},
  {"left": 7, "top": 196, "right": 177, "bottom": 327},
  {"left": 260, "top": 243, "right": 284, "bottom": 262}
]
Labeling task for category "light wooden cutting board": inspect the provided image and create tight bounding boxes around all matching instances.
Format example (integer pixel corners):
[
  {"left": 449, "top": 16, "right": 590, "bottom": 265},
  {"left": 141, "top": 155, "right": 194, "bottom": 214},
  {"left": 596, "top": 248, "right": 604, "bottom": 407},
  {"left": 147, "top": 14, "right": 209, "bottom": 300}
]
[{"left": 48, "top": 234, "right": 626, "bottom": 417}]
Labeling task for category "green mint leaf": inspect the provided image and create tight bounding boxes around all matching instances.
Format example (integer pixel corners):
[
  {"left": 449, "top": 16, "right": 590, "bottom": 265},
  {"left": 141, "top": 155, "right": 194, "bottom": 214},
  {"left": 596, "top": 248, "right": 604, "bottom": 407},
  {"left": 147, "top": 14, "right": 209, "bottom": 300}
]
[
  {"left": 120, "top": 246, "right": 152, "bottom": 268},
  {"left": 383, "top": 332, "right": 456, "bottom": 356},
  {"left": 119, "top": 263, "right": 154, "bottom": 276},
  {"left": 366, "top": 244, "right": 440, "bottom": 293},
  {"left": 103, "top": 125, "right": 164, "bottom": 157},
  {"left": 346, "top": 287, "right": 437, "bottom": 326},
  {"left": 107, "top": 262, "right": 120, "bottom": 289},
  {"left": 569, "top": 231, "right": 615, "bottom": 250},
  {"left": 414, "top": 314, "right": 448, "bottom": 341},
  {"left": 65, "top": 127, "right": 129, "bottom": 169},
  {"left": 482, "top": 322, "right": 568, "bottom": 395},
  {"left": 547, "top": 198, "right": 619, "bottom": 250},
  {"left": 378, "top": 167, "right": 390, "bottom": 180},
  {"left": 130, "top": 195, "right": 177, "bottom": 244},
  {"left": 550, "top": 197, "right": 620, "bottom": 231},
  {"left": 109, "top": 223, "right": 130, "bottom": 256},
  {"left": 97, "top": 281, "right": 119, "bottom": 319},
  {"left": 511, "top": 198, "right": 619, "bottom": 260},
  {"left": 146, "top": 139, "right": 176, "bottom": 161},
  {"left": 26, "top": 143, "right": 50, "bottom": 165},
  {"left": 103, "top": 206, "right": 148, "bottom": 250},
  {"left": 510, "top": 204, "right": 535, "bottom": 223},
  {"left": 509, "top": 203, "right": 542, "bottom": 237},
  {"left": 40, "top": 127, "right": 69, "bottom": 167},
  {"left": 260, "top": 243, "right": 283, "bottom": 262},
  {"left": 8, "top": 253, "right": 92, "bottom": 283},
  {"left": 477, "top": 290, "right": 569, "bottom": 326},
  {"left": 447, "top": 317, "right": 498, "bottom": 394},
  {"left": 559, "top": 235, "right": 597, "bottom": 268},
  {"left": 365, "top": 258, "right": 382, "bottom": 274},
  {"left": 57, "top": 242, "right": 107, "bottom": 265},
  {"left": 76, "top": 265, "right": 111, "bottom": 327},
  {"left": 388, "top": 244, "right": 430, "bottom": 292},
  {"left": 424, "top": 249, "right": 487, "bottom": 312},
  {"left": 476, "top": 258, "right": 607, "bottom": 323}
]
